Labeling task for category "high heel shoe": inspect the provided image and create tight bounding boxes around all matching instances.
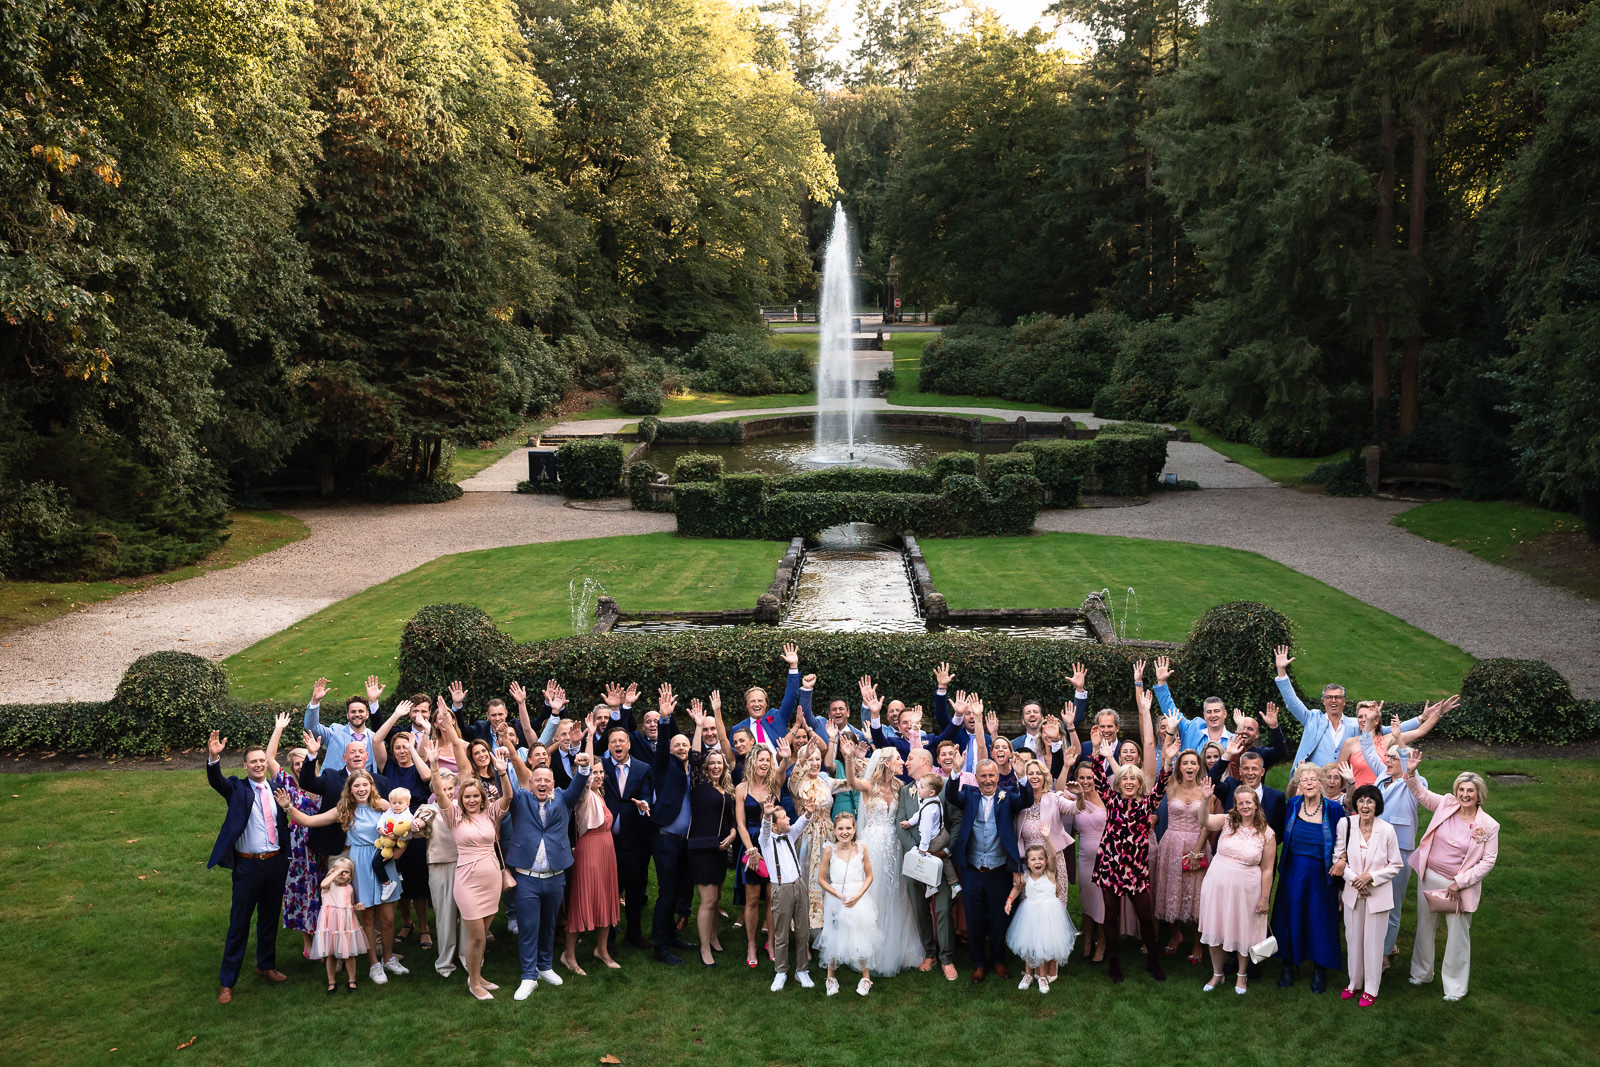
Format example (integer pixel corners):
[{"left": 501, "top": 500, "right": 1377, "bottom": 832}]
[{"left": 1203, "top": 972, "right": 1225, "bottom": 992}]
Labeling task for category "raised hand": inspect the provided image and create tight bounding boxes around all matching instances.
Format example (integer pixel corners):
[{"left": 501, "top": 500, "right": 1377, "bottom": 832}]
[
  {"left": 1154, "top": 656, "right": 1173, "bottom": 685},
  {"left": 933, "top": 661, "right": 954, "bottom": 688},
  {"left": 1335, "top": 760, "right": 1354, "bottom": 785},
  {"left": 970, "top": 697, "right": 985, "bottom": 729},
  {"left": 710, "top": 690, "right": 721, "bottom": 714},
  {"left": 302, "top": 731, "right": 320, "bottom": 759},
  {"left": 1132, "top": 658, "right": 1146, "bottom": 684},
  {"left": 491, "top": 748, "right": 508, "bottom": 773},
  {"left": 1042, "top": 716, "right": 1062, "bottom": 743},
  {"left": 273, "top": 710, "right": 291, "bottom": 733},
  {"left": 366, "top": 675, "right": 385, "bottom": 703},
  {"left": 1406, "top": 749, "right": 1423, "bottom": 776},
  {"left": 1274, "top": 645, "right": 1293, "bottom": 674},
  {"left": 273, "top": 787, "right": 291, "bottom": 809},
  {"left": 1223, "top": 734, "right": 1245, "bottom": 759},
  {"left": 623, "top": 682, "right": 641, "bottom": 706},
  {"left": 657, "top": 683, "right": 676, "bottom": 718},
  {"left": 1201, "top": 776, "right": 1214, "bottom": 799},
  {"left": 1232, "top": 708, "right": 1246, "bottom": 732},
  {"left": 508, "top": 680, "right": 527, "bottom": 707},
  {"left": 1070, "top": 661, "right": 1088, "bottom": 691},
  {"left": 687, "top": 698, "right": 706, "bottom": 726},
  {"left": 1390, "top": 713, "right": 1404, "bottom": 740},
  {"left": 547, "top": 683, "right": 567, "bottom": 715},
  {"left": 207, "top": 730, "right": 227, "bottom": 760},
  {"left": 1261, "top": 701, "right": 1280, "bottom": 729},
  {"left": 1161, "top": 711, "right": 1182, "bottom": 738},
  {"left": 985, "top": 708, "right": 999, "bottom": 740},
  {"left": 858, "top": 674, "right": 876, "bottom": 702},
  {"left": 311, "top": 677, "right": 330, "bottom": 704},
  {"left": 421, "top": 738, "right": 439, "bottom": 765},
  {"left": 782, "top": 642, "right": 799, "bottom": 669},
  {"left": 1425, "top": 694, "right": 1459, "bottom": 719},
  {"left": 448, "top": 680, "right": 467, "bottom": 706},
  {"left": 393, "top": 699, "right": 414, "bottom": 724},
  {"left": 604, "top": 681, "right": 626, "bottom": 710},
  {"left": 1162, "top": 732, "right": 1180, "bottom": 762},
  {"left": 801, "top": 673, "right": 817, "bottom": 691}
]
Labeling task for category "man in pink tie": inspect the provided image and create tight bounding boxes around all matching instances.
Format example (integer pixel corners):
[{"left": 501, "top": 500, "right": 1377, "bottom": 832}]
[{"left": 205, "top": 730, "right": 291, "bottom": 1003}]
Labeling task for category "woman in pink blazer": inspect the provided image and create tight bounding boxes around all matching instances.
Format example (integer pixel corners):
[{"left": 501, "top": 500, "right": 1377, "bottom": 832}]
[
  {"left": 1330, "top": 784, "right": 1402, "bottom": 1005},
  {"left": 1405, "top": 757, "right": 1499, "bottom": 1001}
]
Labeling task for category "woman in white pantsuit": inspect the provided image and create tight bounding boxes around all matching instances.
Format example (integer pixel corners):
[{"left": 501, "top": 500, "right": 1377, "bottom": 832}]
[{"left": 1330, "top": 784, "right": 1402, "bottom": 1005}]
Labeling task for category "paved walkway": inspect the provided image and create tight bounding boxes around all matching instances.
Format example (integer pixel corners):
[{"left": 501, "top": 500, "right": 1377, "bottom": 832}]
[{"left": 4, "top": 409, "right": 1593, "bottom": 703}]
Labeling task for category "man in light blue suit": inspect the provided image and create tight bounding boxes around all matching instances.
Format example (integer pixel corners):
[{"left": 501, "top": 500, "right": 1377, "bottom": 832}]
[
  {"left": 504, "top": 740, "right": 592, "bottom": 1001},
  {"left": 1273, "top": 646, "right": 1421, "bottom": 765}
]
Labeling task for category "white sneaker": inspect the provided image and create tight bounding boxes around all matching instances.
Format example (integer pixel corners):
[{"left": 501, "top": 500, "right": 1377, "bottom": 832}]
[
  {"left": 380, "top": 880, "right": 401, "bottom": 903},
  {"left": 825, "top": 976, "right": 839, "bottom": 996},
  {"left": 1018, "top": 973, "right": 1033, "bottom": 990},
  {"left": 856, "top": 977, "right": 871, "bottom": 996},
  {"left": 537, "top": 969, "right": 563, "bottom": 986},
  {"left": 795, "top": 971, "right": 815, "bottom": 989},
  {"left": 507, "top": 918, "right": 519, "bottom": 935},
  {"left": 1038, "top": 976, "right": 1050, "bottom": 994},
  {"left": 770, "top": 973, "right": 787, "bottom": 992},
  {"left": 950, "top": 883, "right": 961, "bottom": 899},
  {"left": 369, "top": 963, "right": 389, "bottom": 984},
  {"left": 383, "top": 956, "right": 409, "bottom": 975},
  {"left": 514, "top": 979, "right": 537, "bottom": 1000},
  {"left": 1409, "top": 976, "right": 1427, "bottom": 985},
  {"left": 1444, "top": 994, "right": 1462, "bottom": 1002}
]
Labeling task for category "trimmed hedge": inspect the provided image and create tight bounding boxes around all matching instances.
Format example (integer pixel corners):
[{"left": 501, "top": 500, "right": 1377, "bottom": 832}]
[
  {"left": 983, "top": 451, "right": 1036, "bottom": 486},
  {"left": 769, "top": 467, "right": 938, "bottom": 494},
  {"left": 1451, "top": 658, "right": 1587, "bottom": 746},
  {"left": 556, "top": 440, "right": 625, "bottom": 499},
  {"left": 637, "top": 417, "right": 745, "bottom": 445},
  {"left": 626, "top": 462, "right": 674, "bottom": 512},
  {"left": 928, "top": 452, "right": 980, "bottom": 481},
  {"left": 673, "top": 453, "right": 725, "bottom": 484},
  {"left": 1173, "top": 602, "right": 1295, "bottom": 728},
  {"left": 1013, "top": 424, "right": 1167, "bottom": 500},
  {"left": 356, "top": 472, "right": 465, "bottom": 504},
  {"left": 1014, "top": 439, "right": 1094, "bottom": 506}
]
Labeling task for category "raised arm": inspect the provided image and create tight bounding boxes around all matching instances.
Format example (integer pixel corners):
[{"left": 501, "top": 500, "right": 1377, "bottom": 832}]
[
  {"left": 1404, "top": 750, "right": 1446, "bottom": 811},
  {"left": 930, "top": 661, "right": 954, "bottom": 730},
  {"left": 652, "top": 684, "right": 677, "bottom": 773},
  {"left": 437, "top": 701, "right": 471, "bottom": 778},
  {"left": 205, "top": 730, "right": 232, "bottom": 799},
  {"left": 709, "top": 689, "right": 730, "bottom": 757},
  {"left": 303, "top": 676, "right": 335, "bottom": 751},
  {"left": 1272, "top": 646, "right": 1312, "bottom": 725},
  {"left": 275, "top": 788, "right": 341, "bottom": 827},
  {"left": 369, "top": 698, "right": 413, "bottom": 773},
  {"left": 1151, "top": 655, "right": 1181, "bottom": 718},
  {"left": 1199, "top": 778, "right": 1230, "bottom": 831},
  {"left": 1136, "top": 680, "right": 1158, "bottom": 781},
  {"left": 264, "top": 711, "right": 291, "bottom": 780},
  {"left": 771, "top": 642, "right": 803, "bottom": 731}
]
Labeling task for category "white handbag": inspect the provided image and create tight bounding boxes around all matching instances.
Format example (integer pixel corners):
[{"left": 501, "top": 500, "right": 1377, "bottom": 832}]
[{"left": 901, "top": 848, "right": 942, "bottom": 887}]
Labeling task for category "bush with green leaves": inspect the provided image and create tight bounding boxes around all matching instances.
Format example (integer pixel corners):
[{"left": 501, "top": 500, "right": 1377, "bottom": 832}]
[
  {"left": 678, "top": 329, "right": 811, "bottom": 395},
  {"left": 877, "top": 368, "right": 897, "bottom": 392},
  {"left": 1450, "top": 658, "right": 1586, "bottom": 746},
  {"left": 982, "top": 451, "right": 1035, "bottom": 485},
  {"left": 672, "top": 453, "right": 725, "bottom": 484},
  {"left": 556, "top": 440, "right": 625, "bottom": 499},
  {"left": 637, "top": 418, "right": 744, "bottom": 444},
  {"left": 357, "top": 472, "right": 465, "bottom": 504},
  {"left": 626, "top": 462, "right": 674, "bottom": 512},
  {"left": 1094, "top": 422, "right": 1169, "bottom": 495},
  {"left": 770, "top": 467, "right": 938, "bottom": 494},
  {"left": 396, "top": 603, "right": 522, "bottom": 701},
  {"left": 620, "top": 378, "right": 665, "bottom": 415},
  {"left": 1091, "top": 316, "right": 1188, "bottom": 422},
  {"left": 917, "top": 324, "right": 1010, "bottom": 396},
  {"left": 1014, "top": 440, "right": 1093, "bottom": 506},
  {"left": 928, "top": 452, "right": 980, "bottom": 482},
  {"left": 1173, "top": 602, "right": 1296, "bottom": 730},
  {"left": 1305, "top": 452, "right": 1372, "bottom": 496},
  {"left": 104, "top": 651, "right": 231, "bottom": 756}
]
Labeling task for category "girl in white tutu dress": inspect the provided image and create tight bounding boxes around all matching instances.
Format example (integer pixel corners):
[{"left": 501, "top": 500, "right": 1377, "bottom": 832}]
[
  {"left": 311, "top": 858, "right": 369, "bottom": 993},
  {"left": 815, "top": 812, "right": 878, "bottom": 996},
  {"left": 1006, "top": 844, "right": 1078, "bottom": 993}
]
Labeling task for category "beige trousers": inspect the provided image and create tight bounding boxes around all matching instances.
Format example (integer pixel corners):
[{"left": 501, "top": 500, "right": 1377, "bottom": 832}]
[
  {"left": 1343, "top": 895, "right": 1389, "bottom": 996},
  {"left": 428, "top": 861, "right": 464, "bottom": 976},
  {"left": 1410, "top": 867, "right": 1473, "bottom": 998},
  {"left": 769, "top": 880, "right": 811, "bottom": 975}
]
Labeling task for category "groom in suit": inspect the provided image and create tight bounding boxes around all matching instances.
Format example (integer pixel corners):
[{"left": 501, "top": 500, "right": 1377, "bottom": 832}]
[
  {"left": 205, "top": 730, "right": 291, "bottom": 1003},
  {"left": 602, "top": 724, "right": 655, "bottom": 951},
  {"left": 946, "top": 758, "right": 1033, "bottom": 984},
  {"left": 504, "top": 751, "right": 592, "bottom": 1001}
]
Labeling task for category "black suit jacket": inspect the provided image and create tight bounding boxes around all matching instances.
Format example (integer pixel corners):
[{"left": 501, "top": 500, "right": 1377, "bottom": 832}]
[
  {"left": 1210, "top": 766, "right": 1288, "bottom": 840},
  {"left": 298, "top": 758, "right": 390, "bottom": 856},
  {"left": 207, "top": 762, "right": 291, "bottom": 870},
  {"left": 648, "top": 712, "right": 692, "bottom": 830},
  {"left": 603, "top": 753, "right": 656, "bottom": 847}
]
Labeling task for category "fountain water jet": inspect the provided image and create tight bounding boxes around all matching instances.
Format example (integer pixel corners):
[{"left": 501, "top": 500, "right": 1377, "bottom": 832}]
[{"left": 814, "top": 205, "right": 863, "bottom": 463}]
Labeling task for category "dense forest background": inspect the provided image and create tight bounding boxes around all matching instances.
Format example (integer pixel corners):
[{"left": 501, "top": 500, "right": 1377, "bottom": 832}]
[{"left": 4, "top": 0, "right": 1596, "bottom": 581}]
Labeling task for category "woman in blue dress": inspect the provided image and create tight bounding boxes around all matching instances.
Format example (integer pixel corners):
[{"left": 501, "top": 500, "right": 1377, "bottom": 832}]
[{"left": 1271, "top": 762, "right": 1347, "bottom": 992}]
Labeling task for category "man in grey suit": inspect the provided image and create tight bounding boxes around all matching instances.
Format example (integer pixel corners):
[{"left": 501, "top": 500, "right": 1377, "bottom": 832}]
[{"left": 895, "top": 746, "right": 960, "bottom": 980}]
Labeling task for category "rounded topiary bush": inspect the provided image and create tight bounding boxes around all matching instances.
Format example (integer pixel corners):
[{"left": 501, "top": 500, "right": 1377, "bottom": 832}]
[
  {"left": 397, "top": 604, "right": 519, "bottom": 703},
  {"left": 673, "top": 453, "right": 725, "bottom": 484},
  {"left": 1450, "top": 658, "right": 1585, "bottom": 745},
  {"left": 556, "top": 439, "right": 625, "bottom": 499},
  {"left": 109, "top": 651, "right": 229, "bottom": 755},
  {"left": 1176, "top": 601, "right": 1295, "bottom": 719}
]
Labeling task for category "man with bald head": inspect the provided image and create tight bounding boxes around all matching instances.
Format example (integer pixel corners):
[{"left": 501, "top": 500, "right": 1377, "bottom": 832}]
[{"left": 297, "top": 733, "right": 392, "bottom": 871}]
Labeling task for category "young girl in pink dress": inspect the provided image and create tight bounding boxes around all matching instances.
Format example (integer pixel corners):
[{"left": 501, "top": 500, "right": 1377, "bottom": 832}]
[{"left": 311, "top": 858, "right": 369, "bottom": 993}]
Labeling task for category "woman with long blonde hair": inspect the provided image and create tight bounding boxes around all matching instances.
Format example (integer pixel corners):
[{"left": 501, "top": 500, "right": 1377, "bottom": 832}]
[{"left": 734, "top": 743, "right": 782, "bottom": 966}]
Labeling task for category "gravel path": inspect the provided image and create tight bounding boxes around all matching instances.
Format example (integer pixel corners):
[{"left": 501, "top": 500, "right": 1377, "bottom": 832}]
[
  {"left": 1035, "top": 488, "right": 1600, "bottom": 697},
  {"left": 0, "top": 494, "right": 673, "bottom": 704}
]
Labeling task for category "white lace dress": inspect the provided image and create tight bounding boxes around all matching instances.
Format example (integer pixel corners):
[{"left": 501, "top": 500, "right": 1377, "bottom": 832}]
[
  {"left": 853, "top": 793, "right": 928, "bottom": 977},
  {"left": 816, "top": 847, "right": 878, "bottom": 968}
]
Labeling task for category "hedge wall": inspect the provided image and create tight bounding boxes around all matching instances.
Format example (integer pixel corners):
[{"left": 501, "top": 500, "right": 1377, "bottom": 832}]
[
  {"left": 1013, "top": 422, "right": 1167, "bottom": 501},
  {"left": 626, "top": 462, "right": 674, "bottom": 512},
  {"left": 556, "top": 440, "right": 625, "bottom": 499},
  {"left": 637, "top": 417, "right": 745, "bottom": 444}
]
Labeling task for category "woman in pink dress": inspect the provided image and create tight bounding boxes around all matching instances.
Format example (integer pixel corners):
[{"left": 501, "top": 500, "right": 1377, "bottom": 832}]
[
  {"left": 1015, "top": 759, "right": 1075, "bottom": 906},
  {"left": 561, "top": 729, "right": 621, "bottom": 975},
  {"left": 1062, "top": 758, "right": 1108, "bottom": 963},
  {"left": 432, "top": 709, "right": 513, "bottom": 1001},
  {"left": 1150, "top": 748, "right": 1215, "bottom": 962},
  {"left": 1195, "top": 783, "right": 1275, "bottom": 995}
]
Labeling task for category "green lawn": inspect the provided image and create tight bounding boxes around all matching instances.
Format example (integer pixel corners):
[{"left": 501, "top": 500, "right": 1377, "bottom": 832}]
[
  {"left": 450, "top": 419, "right": 555, "bottom": 480},
  {"left": 919, "top": 533, "right": 1476, "bottom": 700},
  {"left": 0, "top": 510, "right": 311, "bottom": 639},
  {"left": 565, "top": 390, "right": 818, "bottom": 421},
  {"left": 1181, "top": 422, "right": 1344, "bottom": 485},
  {"left": 1, "top": 759, "right": 1592, "bottom": 1065},
  {"left": 220, "top": 533, "right": 785, "bottom": 702},
  {"left": 1393, "top": 499, "right": 1584, "bottom": 563}
]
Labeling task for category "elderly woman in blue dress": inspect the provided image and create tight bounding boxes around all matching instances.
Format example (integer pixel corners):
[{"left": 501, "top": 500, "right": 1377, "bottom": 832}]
[{"left": 1271, "top": 761, "right": 1346, "bottom": 992}]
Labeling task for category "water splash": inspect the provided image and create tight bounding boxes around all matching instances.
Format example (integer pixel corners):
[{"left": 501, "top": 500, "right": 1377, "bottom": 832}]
[
  {"left": 569, "top": 577, "right": 608, "bottom": 635},
  {"left": 814, "top": 204, "right": 859, "bottom": 460},
  {"left": 1092, "top": 586, "right": 1139, "bottom": 641}
]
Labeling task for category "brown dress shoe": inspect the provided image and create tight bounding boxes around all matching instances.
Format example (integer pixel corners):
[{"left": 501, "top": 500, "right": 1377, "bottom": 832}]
[
  {"left": 217, "top": 987, "right": 233, "bottom": 1004},
  {"left": 994, "top": 963, "right": 1011, "bottom": 980},
  {"left": 256, "top": 968, "right": 288, "bottom": 983},
  {"left": 970, "top": 967, "right": 986, "bottom": 984}
]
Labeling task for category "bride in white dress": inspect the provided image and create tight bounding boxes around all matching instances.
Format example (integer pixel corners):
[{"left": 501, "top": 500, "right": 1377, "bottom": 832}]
[{"left": 846, "top": 746, "right": 928, "bottom": 977}]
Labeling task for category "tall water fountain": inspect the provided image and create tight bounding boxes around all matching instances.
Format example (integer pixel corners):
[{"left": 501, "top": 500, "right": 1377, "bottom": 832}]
[{"left": 814, "top": 204, "right": 862, "bottom": 462}]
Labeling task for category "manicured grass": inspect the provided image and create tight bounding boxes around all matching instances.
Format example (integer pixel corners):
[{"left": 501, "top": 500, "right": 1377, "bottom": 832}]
[
  {"left": 565, "top": 390, "right": 818, "bottom": 421},
  {"left": 919, "top": 533, "right": 1477, "bottom": 700},
  {"left": 1, "top": 759, "right": 1591, "bottom": 1065},
  {"left": 1393, "top": 499, "right": 1584, "bottom": 563},
  {"left": 0, "top": 510, "right": 311, "bottom": 639},
  {"left": 450, "top": 419, "right": 553, "bottom": 480},
  {"left": 220, "top": 534, "right": 785, "bottom": 702},
  {"left": 1181, "top": 422, "right": 1344, "bottom": 485}
]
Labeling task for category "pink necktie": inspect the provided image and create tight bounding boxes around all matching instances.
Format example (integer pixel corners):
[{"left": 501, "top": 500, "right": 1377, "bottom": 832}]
[{"left": 260, "top": 784, "right": 278, "bottom": 848}]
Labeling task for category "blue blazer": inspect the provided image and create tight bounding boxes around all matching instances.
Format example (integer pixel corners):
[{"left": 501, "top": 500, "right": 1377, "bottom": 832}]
[
  {"left": 207, "top": 762, "right": 290, "bottom": 870},
  {"left": 731, "top": 669, "right": 801, "bottom": 742},
  {"left": 503, "top": 771, "right": 590, "bottom": 873},
  {"left": 944, "top": 778, "right": 1034, "bottom": 873},
  {"left": 603, "top": 752, "right": 655, "bottom": 845},
  {"left": 1279, "top": 794, "right": 1346, "bottom": 887}
]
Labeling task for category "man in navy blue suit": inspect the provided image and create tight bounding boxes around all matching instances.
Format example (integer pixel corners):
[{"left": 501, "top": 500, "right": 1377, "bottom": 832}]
[
  {"left": 944, "top": 706, "right": 1033, "bottom": 984},
  {"left": 503, "top": 736, "right": 593, "bottom": 1001},
  {"left": 601, "top": 724, "right": 655, "bottom": 951},
  {"left": 645, "top": 684, "right": 697, "bottom": 965},
  {"left": 1210, "top": 745, "right": 1287, "bottom": 839},
  {"left": 206, "top": 728, "right": 291, "bottom": 1004}
]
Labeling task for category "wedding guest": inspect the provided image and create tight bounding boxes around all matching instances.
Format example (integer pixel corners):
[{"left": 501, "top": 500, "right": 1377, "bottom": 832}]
[
  {"left": 1406, "top": 757, "right": 1499, "bottom": 1002},
  {"left": 1365, "top": 742, "right": 1426, "bottom": 967},
  {"left": 762, "top": 802, "right": 814, "bottom": 991},
  {"left": 427, "top": 710, "right": 513, "bottom": 1000},
  {"left": 1015, "top": 759, "right": 1075, "bottom": 918},
  {"left": 789, "top": 736, "right": 849, "bottom": 934},
  {"left": 263, "top": 711, "right": 320, "bottom": 958},
  {"left": 1224, "top": 703, "right": 1290, "bottom": 770},
  {"left": 735, "top": 742, "right": 782, "bottom": 968},
  {"left": 730, "top": 642, "right": 805, "bottom": 748},
  {"left": 303, "top": 675, "right": 384, "bottom": 770},
  {"left": 1209, "top": 740, "right": 1288, "bottom": 839},
  {"left": 1272, "top": 762, "right": 1346, "bottom": 992},
  {"left": 1195, "top": 786, "right": 1275, "bottom": 995},
  {"left": 410, "top": 764, "right": 464, "bottom": 978},
  {"left": 1331, "top": 784, "right": 1403, "bottom": 1005},
  {"left": 1339, "top": 698, "right": 1455, "bottom": 787},
  {"left": 1151, "top": 656, "right": 1233, "bottom": 753},
  {"left": 1149, "top": 748, "right": 1214, "bottom": 962},
  {"left": 687, "top": 699, "right": 739, "bottom": 967},
  {"left": 816, "top": 812, "right": 877, "bottom": 996},
  {"left": 1273, "top": 645, "right": 1424, "bottom": 765},
  {"left": 896, "top": 749, "right": 959, "bottom": 979},
  {"left": 601, "top": 723, "right": 655, "bottom": 953},
  {"left": 1062, "top": 758, "right": 1109, "bottom": 963},
  {"left": 374, "top": 722, "right": 433, "bottom": 950},
  {"left": 647, "top": 684, "right": 699, "bottom": 965},
  {"left": 205, "top": 729, "right": 291, "bottom": 1004},
  {"left": 1004, "top": 844, "right": 1076, "bottom": 993},
  {"left": 297, "top": 733, "right": 391, "bottom": 864},
  {"left": 562, "top": 729, "right": 621, "bottom": 974},
  {"left": 310, "top": 858, "right": 367, "bottom": 993}
]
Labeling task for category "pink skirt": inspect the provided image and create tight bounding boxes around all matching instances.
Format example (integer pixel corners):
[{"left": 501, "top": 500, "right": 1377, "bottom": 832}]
[{"left": 311, "top": 903, "right": 369, "bottom": 960}]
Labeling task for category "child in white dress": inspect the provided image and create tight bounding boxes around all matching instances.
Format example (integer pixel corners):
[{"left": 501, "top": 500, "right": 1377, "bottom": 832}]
[
  {"left": 1005, "top": 844, "right": 1078, "bottom": 993},
  {"left": 815, "top": 811, "right": 878, "bottom": 996}
]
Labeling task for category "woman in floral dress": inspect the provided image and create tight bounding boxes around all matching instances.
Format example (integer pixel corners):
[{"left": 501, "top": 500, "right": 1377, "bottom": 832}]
[{"left": 265, "top": 711, "right": 321, "bottom": 955}]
